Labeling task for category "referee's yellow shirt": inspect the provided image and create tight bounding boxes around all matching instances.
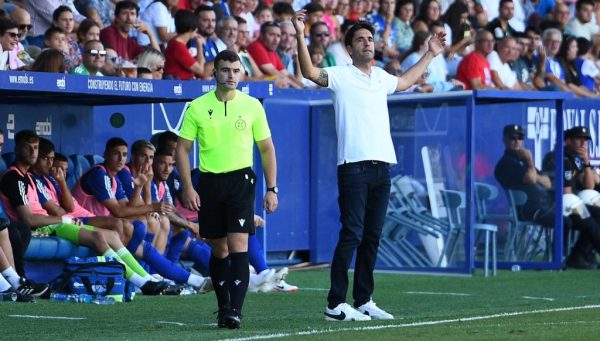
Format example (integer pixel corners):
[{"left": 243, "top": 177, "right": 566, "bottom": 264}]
[{"left": 179, "top": 90, "right": 271, "bottom": 173}]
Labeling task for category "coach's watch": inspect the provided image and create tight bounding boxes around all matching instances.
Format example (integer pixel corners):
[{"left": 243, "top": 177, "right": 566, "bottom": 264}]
[{"left": 267, "top": 186, "right": 279, "bottom": 194}]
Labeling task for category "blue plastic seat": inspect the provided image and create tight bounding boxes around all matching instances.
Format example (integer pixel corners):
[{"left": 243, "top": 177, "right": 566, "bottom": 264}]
[
  {"left": 85, "top": 154, "right": 104, "bottom": 166},
  {"left": 0, "top": 157, "right": 6, "bottom": 174},
  {"left": 70, "top": 154, "right": 91, "bottom": 185}
]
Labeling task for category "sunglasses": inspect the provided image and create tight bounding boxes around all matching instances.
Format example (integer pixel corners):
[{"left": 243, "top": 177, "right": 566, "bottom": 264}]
[
  {"left": 5, "top": 32, "right": 18, "bottom": 39},
  {"left": 509, "top": 135, "right": 524, "bottom": 141},
  {"left": 315, "top": 32, "right": 330, "bottom": 37},
  {"left": 86, "top": 49, "right": 107, "bottom": 56},
  {"left": 18, "top": 24, "right": 33, "bottom": 31}
]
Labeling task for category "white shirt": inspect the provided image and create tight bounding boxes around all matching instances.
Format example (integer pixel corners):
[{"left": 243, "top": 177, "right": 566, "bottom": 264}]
[
  {"left": 487, "top": 51, "right": 518, "bottom": 88},
  {"left": 326, "top": 65, "right": 398, "bottom": 165},
  {"left": 565, "top": 18, "right": 600, "bottom": 40},
  {"left": 138, "top": 1, "right": 175, "bottom": 47}
]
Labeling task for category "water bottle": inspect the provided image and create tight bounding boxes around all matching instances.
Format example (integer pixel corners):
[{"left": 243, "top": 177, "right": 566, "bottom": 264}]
[
  {"left": 511, "top": 264, "right": 521, "bottom": 272},
  {"left": 50, "top": 293, "right": 93, "bottom": 303},
  {"left": 0, "top": 291, "right": 17, "bottom": 302},
  {"left": 92, "top": 296, "right": 115, "bottom": 305}
]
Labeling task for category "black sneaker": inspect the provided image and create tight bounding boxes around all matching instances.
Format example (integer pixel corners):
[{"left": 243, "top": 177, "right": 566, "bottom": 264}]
[
  {"left": 224, "top": 309, "right": 242, "bottom": 329},
  {"left": 161, "top": 284, "right": 184, "bottom": 296},
  {"left": 216, "top": 308, "right": 229, "bottom": 328},
  {"left": 16, "top": 278, "right": 49, "bottom": 297},
  {"left": 140, "top": 281, "right": 172, "bottom": 295}
]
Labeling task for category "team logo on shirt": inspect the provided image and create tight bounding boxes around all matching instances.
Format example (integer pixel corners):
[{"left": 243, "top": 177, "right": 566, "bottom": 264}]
[
  {"left": 208, "top": 109, "right": 213, "bottom": 117},
  {"left": 235, "top": 119, "right": 246, "bottom": 130}
]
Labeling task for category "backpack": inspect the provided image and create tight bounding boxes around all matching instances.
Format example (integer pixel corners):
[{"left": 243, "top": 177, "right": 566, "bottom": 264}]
[{"left": 52, "top": 256, "right": 134, "bottom": 302}]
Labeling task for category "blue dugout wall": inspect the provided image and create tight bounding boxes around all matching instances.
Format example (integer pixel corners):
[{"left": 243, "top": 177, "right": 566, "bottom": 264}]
[{"left": 3, "top": 70, "right": 600, "bottom": 274}]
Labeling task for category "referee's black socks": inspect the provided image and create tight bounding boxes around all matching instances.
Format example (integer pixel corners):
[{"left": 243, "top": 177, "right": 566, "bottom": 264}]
[
  {"left": 228, "top": 252, "right": 249, "bottom": 313},
  {"left": 210, "top": 254, "right": 231, "bottom": 311}
]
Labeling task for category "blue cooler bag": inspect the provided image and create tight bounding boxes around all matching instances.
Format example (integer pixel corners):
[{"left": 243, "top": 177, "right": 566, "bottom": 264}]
[{"left": 53, "top": 256, "right": 130, "bottom": 302}]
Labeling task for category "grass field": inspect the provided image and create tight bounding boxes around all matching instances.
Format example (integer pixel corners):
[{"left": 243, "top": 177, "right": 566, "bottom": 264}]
[{"left": 2, "top": 268, "right": 600, "bottom": 340}]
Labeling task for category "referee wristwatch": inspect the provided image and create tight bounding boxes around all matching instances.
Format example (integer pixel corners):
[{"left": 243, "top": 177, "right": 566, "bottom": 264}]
[{"left": 267, "top": 186, "right": 279, "bottom": 194}]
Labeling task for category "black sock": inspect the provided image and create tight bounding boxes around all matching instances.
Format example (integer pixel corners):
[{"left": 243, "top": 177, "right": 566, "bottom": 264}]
[
  {"left": 209, "top": 254, "right": 230, "bottom": 310},
  {"left": 228, "top": 252, "right": 249, "bottom": 313}
]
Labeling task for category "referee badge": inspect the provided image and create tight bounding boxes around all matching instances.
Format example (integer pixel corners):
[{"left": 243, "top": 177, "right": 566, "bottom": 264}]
[{"left": 235, "top": 118, "right": 246, "bottom": 130}]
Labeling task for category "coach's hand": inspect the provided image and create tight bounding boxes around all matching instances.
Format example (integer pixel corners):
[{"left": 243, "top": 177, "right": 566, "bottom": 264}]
[
  {"left": 182, "top": 187, "right": 201, "bottom": 211},
  {"left": 263, "top": 192, "right": 278, "bottom": 214}
]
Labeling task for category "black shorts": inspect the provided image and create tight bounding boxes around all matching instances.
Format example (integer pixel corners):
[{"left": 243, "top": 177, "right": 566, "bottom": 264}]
[{"left": 197, "top": 167, "right": 256, "bottom": 239}]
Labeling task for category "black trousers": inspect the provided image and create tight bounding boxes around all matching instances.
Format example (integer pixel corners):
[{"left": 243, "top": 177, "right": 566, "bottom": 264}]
[
  {"left": 327, "top": 161, "right": 390, "bottom": 308},
  {"left": 7, "top": 221, "right": 32, "bottom": 276}
]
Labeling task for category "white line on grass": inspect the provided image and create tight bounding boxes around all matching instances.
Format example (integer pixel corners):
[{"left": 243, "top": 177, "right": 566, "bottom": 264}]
[
  {"left": 9, "top": 315, "right": 86, "bottom": 320},
  {"left": 404, "top": 291, "right": 471, "bottom": 296},
  {"left": 218, "top": 304, "right": 600, "bottom": 341},
  {"left": 157, "top": 321, "right": 186, "bottom": 326},
  {"left": 522, "top": 296, "right": 555, "bottom": 301},
  {"left": 300, "top": 288, "right": 329, "bottom": 291}
]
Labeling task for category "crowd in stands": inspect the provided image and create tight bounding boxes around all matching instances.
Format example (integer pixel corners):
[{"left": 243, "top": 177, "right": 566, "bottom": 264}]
[{"left": 1, "top": 0, "right": 600, "bottom": 92}]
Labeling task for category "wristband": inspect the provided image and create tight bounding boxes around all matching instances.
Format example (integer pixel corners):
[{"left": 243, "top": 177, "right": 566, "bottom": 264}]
[
  {"left": 584, "top": 164, "right": 592, "bottom": 168},
  {"left": 61, "top": 216, "right": 73, "bottom": 224}
]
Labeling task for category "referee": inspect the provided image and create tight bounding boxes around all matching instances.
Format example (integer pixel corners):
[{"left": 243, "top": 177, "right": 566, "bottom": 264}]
[{"left": 176, "top": 50, "right": 278, "bottom": 329}]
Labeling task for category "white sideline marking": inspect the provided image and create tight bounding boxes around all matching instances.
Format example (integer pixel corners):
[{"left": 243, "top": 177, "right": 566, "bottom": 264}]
[
  {"left": 404, "top": 291, "right": 471, "bottom": 297},
  {"left": 9, "top": 314, "right": 86, "bottom": 320},
  {"left": 157, "top": 321, "right": 186, "bottom": 326},
  {"left": 522, "top": 296, "right": 555, "bottom": 302},
  {"left": 300, "top": 287, "right": 329, "bottom": 291},
  {"left": 218, "top": 304, "right": 600, "bottom": 341}
]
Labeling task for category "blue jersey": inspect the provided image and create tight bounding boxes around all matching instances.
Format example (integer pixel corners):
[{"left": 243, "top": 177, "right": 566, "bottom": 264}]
[
  {"left": 150, "top": 179, "right": 173, "bottom": 204},
  {"left": 80, "top": 165, "right": 127, "bottom": 202}
]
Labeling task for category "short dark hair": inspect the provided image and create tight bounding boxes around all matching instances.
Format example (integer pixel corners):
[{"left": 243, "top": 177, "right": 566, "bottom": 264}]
[
  {"left": 157, "top": 131, "right": 179, "bottom": 148},
  {"left": 38, "top": 138, "right": 55, "bottom": 157},
  {"left": 105, "top": 137, "right": 128, "bottom": 152},
  {"left": 52, "top": 5, "right": 72, "bottom": 23},
  {"left": 115, "top": 0, "right": 139, "bottom": 17},
  {"left": 194, "top": 4, "right": 216, "bottom": 16},
  {"left": 0, "top": 18, "right": 17, "bottom": 35},
  {"left": 260, "top": 21, "right": 281, "bottom": 35},
  {"left": 44, "top": 26, "right": 64, "bottom": 40},
  {"left": 233, "top": 15, "right": 247, "bottom": 25},
  {"left": 154, "top": 147, "right": 175, "bottom": 158},
  {"left": 303, "top": 2, "right": 325, "bottom": 14},
  {"left": 131, "top": 140, "right": 155, "bottom": 155},
  {"left": 577, "top": 37, "right": 592, "bottom": 55},
  {"left": 344, "top": 21, "right": 375, "bottom": 47},
  {"left": 214, "top": 49, "right": 241, "bottom": 68},
  {"left": 499, "top": 0, "right": 513, "bottom": 9},
  {"left": 577, "top": 0, "right": 595, "bottom": 11},
  {"left": 310, "top": 21, "right": 329, "bottom": 37},
  {"left": 77, "top": 18, "right": 100, "bottom": 41},
  {"left": 175, "top": 10, "right": 197, "bottom": 34},
  {"left": 15, "top": 130, "right": 39, "bottom": 146},
  {"left": 54, "top": 153, "right": 69, "bottom": 163},
  {"left": 525, "top": 25, "right": 542, "bottom": 36},
  {"left": 273, "top": 2, "right": 295, "bottom": 17}
]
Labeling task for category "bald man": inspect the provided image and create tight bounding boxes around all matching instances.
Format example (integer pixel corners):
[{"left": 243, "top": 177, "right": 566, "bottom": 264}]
[{"left": 10, "top": 7, "right": 31, "bottom": 46}]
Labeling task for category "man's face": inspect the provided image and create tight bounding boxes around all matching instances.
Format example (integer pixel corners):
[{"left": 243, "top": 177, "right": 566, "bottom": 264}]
[
  {"left": 498, "top": 39, "right": 518, "bottom": 62},
  {"left": 516, "top": 36, "right": 531, "bottom": 55},
  {"left": 503, "top": 134, "right": 524, "bottom": 151},
  {"left": 0, "top": 28, "right": 19, "bottom": 51},
  {"left": 476, "top": 32, "right": 495, "bottom": 56},
  {"left": 13, "top": 12, "right": 32, "bottom": 41},
  {"left": 379, "top": 0, "right": 394, "bottom": 14},
  {"left": 198, "top": 10, "right": 216, "bottom": 37},
  {"left": 236, "top": 23, "right": 250, "bottom": 47},
  {"left": 104, "top": 146, "right": 128, "bottom": 172},
  {"left": 279, "top": 24, "right": 295, "bottom": 51},
  {"left": 499, "top": 1, "right": 514, "bottom": 21},
  {"left": 218, "top": 19, "right": 238, "bottom": 46},
  {"left": 229, "top": 0, "right": 247, "bottom": 16},
  {"left": 311, "top": 24, "right": 331, "bottom": 47},
  {"left": 565, "top": 137, "right": 588, "bottom": 150},
  {"left": 544, "top": 33, "right": 562, "bottom": 57},
  {"left": 116, "top": 8, "right": 138, "bottom": 33},
  {"left": 17, "top": 139, "right": 39, "bottom": 167},
  {"left": 526, "top": 30, "right": 541, "bottom": 49},
  {"left": 53, "top": 159, "right": 69, "bottom": 175},
  {"left": 153, "top": 154, "right": 174, "bottom": 182},
  {"left": 554, "top": 4, "right": 570, "bottom": 25},
  {"left": 578, "top": 3, "right": 594, "bottom": 23},
  {"left": 45, "top": 32, "right": 67, "bottom": 51},
  {"left": 35, "top": 151, "right": 55, "bottom": 175},
  {"left": 347, "top": 28, "right": 374, "bottom": 63},
  {"left": 261, "top": 26, "right": 281, "bottom": 51},
  {"left": 83, "top": 41, "right": 106, "bottom": 71},
  {"left": 307, "top": 10, "right": 324, "bottom": 24},
  {"left": 214, "top": 59, "right": 243, "bottom": 90},
  {"left": 398, "top": 3, "right": 413, "bottom": 22},
  {"left": 133, "top": 147, "right": 154, "bottom": 169}
]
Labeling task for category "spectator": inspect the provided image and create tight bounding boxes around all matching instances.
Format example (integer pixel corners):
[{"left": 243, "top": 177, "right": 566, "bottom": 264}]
[
  {"left": 242, "top": 0, "right": 258, "bottom": 35},
  {"left": 309, "top": 21, "right": 336, "bottom": 67},
  {"left": 557, "top": 35, "right": 598, "bottom": 97},
  {"left": 347, "top": 0, "right": 364, "bottom": 21},
  {"left": 232, "top": 16, "right": 265, "bottom": 81},
  {"left": 456, "top": 29, "right": 495, "bottom": 89},
  {"left": 368, "top": 0, "right": 398, "bottom": 50},
  {"left": 442, "top": 1, "right": 474, "bottom": 76},
  {"left": 512, "top": 32, "right": 537, "bottom": 86},
  {"left": 77, "top": 18, "right": 100, "bottom": 48},
  {"left": 247, "top": 21, "right": 303, "bottom": 87},
  {"left": 303, "top": 3, "right": 325, "bottom": 37},
  {"left": 535, "top": 28, "right": 570, "bottom": 91},
  {"left": 15, "top": 0, "right": 85, "bottom": 48},
  {"left": 100, "top": 1, "right": 160, "bottom": 62},
  {"left": 540, "top": 2, "right": 570, "bottom": 32},
  {"left": 137, "top": 47, "right": 165, "bottom": 80},
  {"left": 178, "top": 0, "right": 203, "bottom": 12},
  {"left": 413, "top": 0, "right": 452, "bottom": 46},
  {"left": 29, "top": 48, "right": 66, "bottom": 73},
  {"left": 0, "top": 18, "right": 25, "bottom": 70},
  {"left": 254, "top": 3, "right": 275, "bottom": 38},
  {"left": 274, "top": 2, "right": 296, "bottom": 23},
  {"left": 75, "top": 0, "right": 113, "bottom": 28},
  {"left": 100, "top": 48, "right": 122, "bottom": 76},
  {"left": 70, "top": 40, "right": 105, "bottom": 76},
  {"left": 214, "top": 16, "right": 239, "bottom": 51},
  {"left": 565, "top": 0, "right": 599, "bottom": 41},
  {"left": 327, "top": 19, "right": 353, "bottom": 66},
  {"left": 335, "top": 0, "right": 351, "bottom": 24},
  {"left": 277, "top": 20, "right": 299, "bottom": 74},
  {"left": 191, "top": 5, "right": 218, "bottom": 79},
  {"left": 164, "top": 10, "right": 206, "bottom": 80},
  {"left": 43, "top": 26, "right": 68, "bottom": 55},
  {"left": 9, "top": 7, "right": 33, "bottom": 53},
  {"left": 488, "top": 36, "right": 530, "bottom": 89},
  {"left": 52, "top": 6, "right": 82, "bottom": 72},
  {"left": 392, "top": 0, "right": 414, "bottom": 52},
  {"left": 485, "top": 0, "right": 517, "bottom": 40},
  {"left": 139, "top": 0, "right": 177, "bottom": 49},
  {"left": 575, "top": 37, "right": 600, "bottom": 92}
]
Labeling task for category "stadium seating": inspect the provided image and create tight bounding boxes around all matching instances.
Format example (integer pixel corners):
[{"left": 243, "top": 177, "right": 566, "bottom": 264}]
[
  {"left": 0, "top": 157, "right": 6, "bottom": 173},
  {"left": 24, "top": 237, "right": 94, "bottom": 282},
  {"left": 85, "top": 154, "right": 104, "bottom": 166},
  {"left": 70, "top": 154, "right": 91, "bottom": 181},
  {"left": 65, "top": 155, "right": 76, "bottom": 188},
  {"left": 1, "top": 152, "right": 14, "bottom": 165}
]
